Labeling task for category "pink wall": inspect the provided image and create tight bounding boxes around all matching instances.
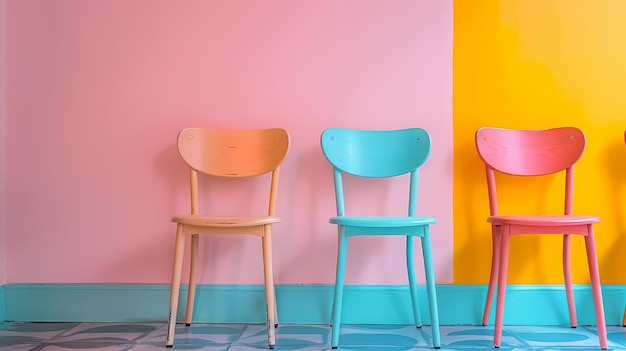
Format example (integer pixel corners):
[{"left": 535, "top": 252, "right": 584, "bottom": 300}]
[
  {"left": 5, "top": 1, "right": 453, "bottom": 285},
  {"left": 0, "top": 0, "right": 6, "bottom": 285}
]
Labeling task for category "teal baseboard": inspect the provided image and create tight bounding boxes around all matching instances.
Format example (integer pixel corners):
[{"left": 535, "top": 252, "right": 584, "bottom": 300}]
[
  {"left": 0, "top": 285, "right": 5, "bottom": 321},
  {"left": 3, "top": 283, "right": 625, "bottom": 325}
]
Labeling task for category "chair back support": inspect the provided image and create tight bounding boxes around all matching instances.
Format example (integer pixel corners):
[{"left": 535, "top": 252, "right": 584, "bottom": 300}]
[
  {"left": 321, "top": 128, "right": 431, "bottom": 216},
  {"left": 177, "top": 128, "right": 290, "bottom": 177},
  {"left": 177, "top": 127, "right": 290, "bottom": 215},
  {"left": 321, "top": 128, "right": 431, "bottom": 178},
  {"left": 475, "top": 127, "right": 585, "bottom": 176},
  {"left": 475, "top": 127, "right": 585, "bottom": 216}
]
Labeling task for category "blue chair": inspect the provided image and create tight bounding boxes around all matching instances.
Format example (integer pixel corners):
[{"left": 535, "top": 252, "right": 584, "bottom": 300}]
[{"left": 320, "top": 127, "right": 441, "bottom": 349}]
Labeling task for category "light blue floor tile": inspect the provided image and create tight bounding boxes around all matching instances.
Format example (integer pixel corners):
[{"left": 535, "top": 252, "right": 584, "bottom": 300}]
[
  {"left": 437, "top": 325, "right": 526, "bottom": 349},
  {"left": 0, "top": 322, "right": 624, "bottom": 350},
  {"left": 139, "top": 323, "right": 246, "bottom": 349},
  {"left": 0, "top": 322, "right": 78, "bottom": 351},
  {"left": 506, "top": 325, "right": 613, "bottom": 349},
  {"left": 333, "top": 325, "right": 428, "bottom": 348},
  {"left": 236, "top": 324, "right": 329, "bottom": 348},
  {"left": 34, "top": 322, "right": 160, "bottom": 350},
  {"left": 606, "top": 326, "right": 626, "bottom": 348}
]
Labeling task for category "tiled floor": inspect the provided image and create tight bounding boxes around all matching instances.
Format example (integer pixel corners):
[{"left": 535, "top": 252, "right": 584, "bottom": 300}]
[{"left": 0, "top": 322, "right": 625, "bottom": 351}]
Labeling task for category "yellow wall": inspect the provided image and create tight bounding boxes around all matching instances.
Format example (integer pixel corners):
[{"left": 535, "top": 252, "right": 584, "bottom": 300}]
[{"left": 454, "top": 1, "right": 626, "bottom": 284}]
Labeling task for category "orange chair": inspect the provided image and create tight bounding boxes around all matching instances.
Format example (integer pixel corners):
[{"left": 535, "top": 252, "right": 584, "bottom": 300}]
[
  {"left": 475, "top": 127, "right": 607, "bottom": 349},
  {"left": 165, "top": 128, "right": 290, "bottom": 349}
]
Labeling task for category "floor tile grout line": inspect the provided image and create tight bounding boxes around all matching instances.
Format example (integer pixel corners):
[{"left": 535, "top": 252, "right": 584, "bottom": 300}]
[
  {"left": 46, "top": 322, "right": 161, "bottom": 346},
  {"left": 132, "top": 322, "right": 167, "bottom": 345},
  {"left": 26, "top": 323, "right": 81, "bottom": 351},
  {"left": 1, "top": 322, "right": 81, "bottom": 351},
  {"left": 231, "top": 322, "right": 252, "bottom": 346},
  {"left": 503, "top": 325, "right": 535, "bottom": 349}
]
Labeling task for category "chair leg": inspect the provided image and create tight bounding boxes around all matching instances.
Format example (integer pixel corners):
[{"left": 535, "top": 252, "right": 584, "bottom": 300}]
[
  {"left": 483, "top": 227, "right": 500, "bottom": 326},
  {"left": 562, "top": 234, "right": 578, "bottom": 328},
  {"left": 185, "top": 234, "right": 199, "bottom": 326},
  {"left": 406, "top": 236, "right": 423, "bottom": 328},
  {"left": 583, "top": 228, "right": 607, "bottom": 350},
  {"left": 420, "top": 230, "right": 441, "bottom": 349},
  {"left": 262, "top": 230, "right": 277, "bottom": 349},
  {"left": 494, "top": 228, "right": 511, "bottom": 349},
  {"left": 623, "top": 306, "right": 626, "bottom": 327},
  {"left": 331, "top": 230, "right": 348, "bottom": 349},
  {"left": 274, "top": 277, "right": 279, "bottom": 328},
  {"left": 166, "top": 227, "right": 186, "bottom": 347}
]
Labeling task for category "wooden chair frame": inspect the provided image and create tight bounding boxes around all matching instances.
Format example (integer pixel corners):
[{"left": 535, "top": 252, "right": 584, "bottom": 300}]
[{"left": 166, "top": 127, "right": 290, "bottom": 349}]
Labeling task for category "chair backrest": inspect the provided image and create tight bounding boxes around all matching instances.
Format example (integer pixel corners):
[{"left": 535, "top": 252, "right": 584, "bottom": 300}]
[
  {"left": 177, "top": 127, "right": 290, "bottom": 215},
  {"left": 320, "top": 128, "right": 432, "bottom": 216},
  {"left": 475, "top": 127, "right": 586, "bottom": 216}
]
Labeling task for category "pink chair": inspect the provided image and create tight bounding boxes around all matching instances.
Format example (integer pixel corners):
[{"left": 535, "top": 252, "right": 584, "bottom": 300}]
[{"left": 475, "top": 127, "right": 607, "bottom": 349}]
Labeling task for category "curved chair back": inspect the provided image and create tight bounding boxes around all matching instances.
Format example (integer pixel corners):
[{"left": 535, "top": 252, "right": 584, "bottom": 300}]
[
  {"left": 475, "top": 127, "right": 585, "bottom": 176},
  {"left": 475, "top": 127, "right": 586, "bottom": 216},
  {"left": 321, "top": 127, "right": 431, "bottom": 217},
  {"left": 320, "top": 128, "right": 431, "bottom": 178},
  {"left": 177, "top": 127, "right": 290, "bottom": 216},
  {"left": 177, "top": 128, "right": 290, "bottom": 177}
]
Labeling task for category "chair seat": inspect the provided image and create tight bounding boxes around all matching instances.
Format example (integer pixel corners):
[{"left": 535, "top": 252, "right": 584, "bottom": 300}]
[
  {"left": 330, "top": 216, "right": 436, "bottom": 227},
  {"left": 487, "top": 215, "right": 599, "bottom": 226},
  {"left": 172, "top": 215, "right": 281, "bottom": 227}
]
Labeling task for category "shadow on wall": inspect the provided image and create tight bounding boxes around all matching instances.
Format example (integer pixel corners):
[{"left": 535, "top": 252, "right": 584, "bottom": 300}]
[
  {"left": 96, "top": 142, "right": 189, "bottom": 284},
  {"left": 599, "top": 133, "right": 626, "bottom": 284},
  {"left": 141, "top": 137, "right": 275, "bottom": 285},
  {"left": 154, "top": 142, "right": 189, "bottom": 216},
  {"left": 454, "top": 25, "right": 589, "bottom": 285},
  {"left": 274, "top": 143, "right": 338, "bottom": 284}
]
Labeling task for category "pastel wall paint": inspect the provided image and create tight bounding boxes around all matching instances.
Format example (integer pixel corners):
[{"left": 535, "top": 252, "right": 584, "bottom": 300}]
[
  {"left": 5, "top": 1, "right": 453, "bottom": 284},
  {"left": 454, "top": 1, "right": 626, "bottom": 284},
  {"left": 0, "top": 0, "right": 7, "bottom": 285}
]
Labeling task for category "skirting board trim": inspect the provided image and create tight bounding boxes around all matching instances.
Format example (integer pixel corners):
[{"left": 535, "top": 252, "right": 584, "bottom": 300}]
[{"left": 3, "top": 283, "right": 624, "bottom": 325}]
